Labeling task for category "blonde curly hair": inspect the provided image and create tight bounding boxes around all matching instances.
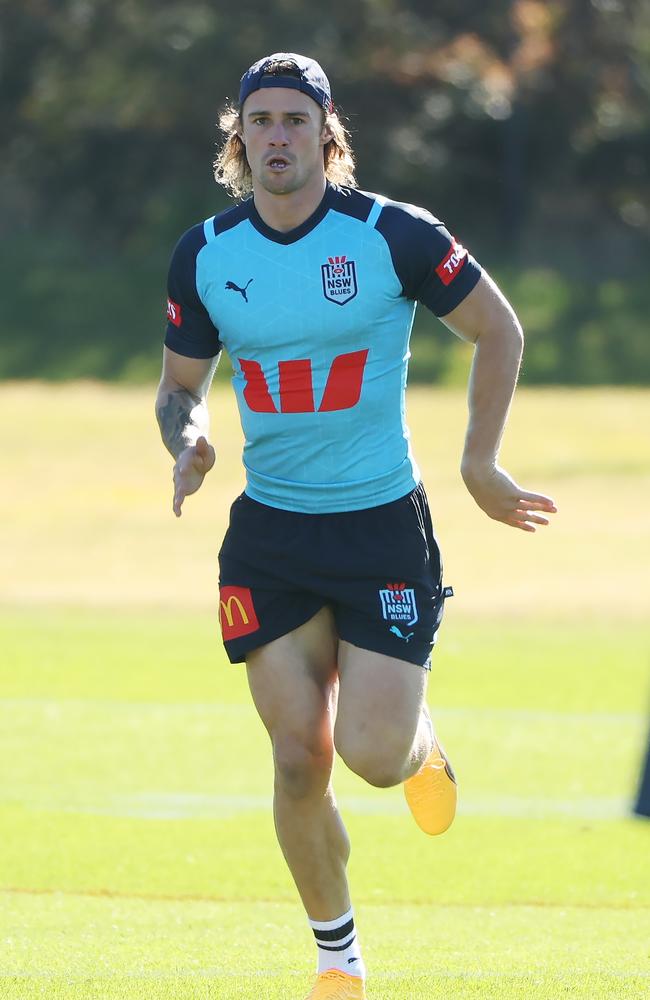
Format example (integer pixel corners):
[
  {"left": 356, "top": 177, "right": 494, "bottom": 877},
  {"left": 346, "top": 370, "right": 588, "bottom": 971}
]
[{"left": 214, "top": 102, "right": 357, "bottom": 200}]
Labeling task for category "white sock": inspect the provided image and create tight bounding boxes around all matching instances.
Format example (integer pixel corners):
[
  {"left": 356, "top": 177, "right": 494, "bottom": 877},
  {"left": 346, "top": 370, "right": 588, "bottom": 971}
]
[{"left": 308, "top": 906, "right": 366, "bottom": 979}]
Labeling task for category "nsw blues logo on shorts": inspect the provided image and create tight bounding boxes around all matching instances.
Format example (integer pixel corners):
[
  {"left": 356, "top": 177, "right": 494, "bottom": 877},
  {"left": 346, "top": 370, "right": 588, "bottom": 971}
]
[
  {"left": 379, "top": 582, "right": 419, "bottom": 627},
  {"left": 321, "top": 255, "right": 358, "bottom": 305}
]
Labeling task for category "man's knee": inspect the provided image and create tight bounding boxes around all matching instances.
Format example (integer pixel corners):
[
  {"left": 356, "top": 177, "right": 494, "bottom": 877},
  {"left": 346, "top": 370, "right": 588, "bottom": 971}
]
[
  {"left": 273, "top": 735, "right": 334, "bottom": 800},
  {"left": 335, "top": 730, "right": 410, "bottom": 788}
]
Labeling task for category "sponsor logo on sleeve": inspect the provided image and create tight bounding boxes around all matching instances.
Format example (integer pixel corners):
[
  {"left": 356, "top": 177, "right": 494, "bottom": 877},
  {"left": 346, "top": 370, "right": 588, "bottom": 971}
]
[
  {"left": 218, "top": 585, "right": 260, "bottom": 641},
  {"left": 166, "top": 297, "right": 182, "bottom": 327},
  {"left": 435, "top": 239, "right": 468, "bottom": 286}
]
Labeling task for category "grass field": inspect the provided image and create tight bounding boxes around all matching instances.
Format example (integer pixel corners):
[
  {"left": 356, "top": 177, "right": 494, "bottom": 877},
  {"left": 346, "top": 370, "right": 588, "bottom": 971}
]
[{"left": 1, "top": 383, "right": 649, "bottom": 998}]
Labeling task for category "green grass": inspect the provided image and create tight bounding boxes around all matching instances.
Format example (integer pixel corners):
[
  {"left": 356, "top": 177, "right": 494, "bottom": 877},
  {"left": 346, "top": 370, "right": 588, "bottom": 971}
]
[
  {"left": 3, "top": 895, "right": 649, "bottom": 999},
  {"left": 1, "top": 608, "right": 649, "bottom": 998},
  {"left": 0, "top": 385, "right": 649, "bottom": 997}
]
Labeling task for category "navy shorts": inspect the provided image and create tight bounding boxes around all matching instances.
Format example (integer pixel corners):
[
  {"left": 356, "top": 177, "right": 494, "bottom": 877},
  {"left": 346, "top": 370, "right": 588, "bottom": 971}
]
[{"left": 217, "top": 482, "right": 451, "bottom": 667}]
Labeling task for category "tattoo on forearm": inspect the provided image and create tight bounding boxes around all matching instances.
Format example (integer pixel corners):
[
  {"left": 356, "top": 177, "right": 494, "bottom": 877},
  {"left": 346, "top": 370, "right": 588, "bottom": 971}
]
[{"left": 156, "top": 388, "right": 204, "bottom": 458}]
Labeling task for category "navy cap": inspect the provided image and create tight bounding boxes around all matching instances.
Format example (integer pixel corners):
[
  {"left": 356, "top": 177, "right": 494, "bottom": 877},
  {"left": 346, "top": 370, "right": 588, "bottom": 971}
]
[{"left": 239, "top": 52, "right": 333, "bottom": 112}]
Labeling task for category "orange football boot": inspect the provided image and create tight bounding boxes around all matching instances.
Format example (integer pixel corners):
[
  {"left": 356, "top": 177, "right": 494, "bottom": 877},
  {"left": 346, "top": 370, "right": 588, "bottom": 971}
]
[
  {"left": 403, "top": 733, "right": 457, "bottom": 835},
  {"left": 304, "top": 969, "right": 367, "bottom": 999}
]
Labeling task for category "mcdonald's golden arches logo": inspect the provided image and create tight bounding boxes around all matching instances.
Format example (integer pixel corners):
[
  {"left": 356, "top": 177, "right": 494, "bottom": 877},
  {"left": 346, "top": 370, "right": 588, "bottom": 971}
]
[{"left": 219, "top": 585, "right": 260, "bottom": 640}]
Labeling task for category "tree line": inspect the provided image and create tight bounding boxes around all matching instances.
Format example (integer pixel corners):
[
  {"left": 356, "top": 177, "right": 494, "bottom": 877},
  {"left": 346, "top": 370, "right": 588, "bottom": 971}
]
[{"left": 1, "top": 0, "right": 648, "bottom": 383}]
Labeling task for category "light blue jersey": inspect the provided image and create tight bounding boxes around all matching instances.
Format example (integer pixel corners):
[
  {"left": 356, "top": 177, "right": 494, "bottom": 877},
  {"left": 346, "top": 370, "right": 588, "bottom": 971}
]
[{"left": 165, "top": 184, "right": 481, "bottom": 513}]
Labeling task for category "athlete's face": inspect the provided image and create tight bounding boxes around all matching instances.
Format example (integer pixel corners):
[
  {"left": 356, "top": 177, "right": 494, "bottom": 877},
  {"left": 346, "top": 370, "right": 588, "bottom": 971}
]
[{"left": 239, "top": 88, "right": 332, "bottom": 196}]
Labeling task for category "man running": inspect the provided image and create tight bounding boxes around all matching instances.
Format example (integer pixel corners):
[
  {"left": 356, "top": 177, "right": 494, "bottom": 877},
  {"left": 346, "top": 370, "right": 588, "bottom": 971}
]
[{"left": 155, "top": 52, "right": 556, "bottom": 1000}]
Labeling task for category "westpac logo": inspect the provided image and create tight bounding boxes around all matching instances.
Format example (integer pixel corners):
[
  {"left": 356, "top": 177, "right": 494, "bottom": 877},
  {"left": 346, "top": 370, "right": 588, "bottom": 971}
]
[
  {"left": 239, "top": 349, "right": 369, "bottom": 414},
  {"left": 379, "top": 582, "right": 419, "bottom": 627},
  {"left": 321, "top": 255, "right": 358, "bottom": 305},
  {"left": 218, "top": 585, "right": 260, "bottom": 640}
]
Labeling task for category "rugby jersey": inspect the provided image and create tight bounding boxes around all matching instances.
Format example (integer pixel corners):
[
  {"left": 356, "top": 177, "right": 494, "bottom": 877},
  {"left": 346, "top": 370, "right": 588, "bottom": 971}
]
[{"left": 164, "top": 183, "right": 481, "bottom": 513}]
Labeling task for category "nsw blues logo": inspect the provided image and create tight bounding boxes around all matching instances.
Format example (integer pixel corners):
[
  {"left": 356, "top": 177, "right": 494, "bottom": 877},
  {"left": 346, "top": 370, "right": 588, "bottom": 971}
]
[
  {"left": 379, "top": 582, "right": 419, "bottom": 631},
  {"left": 321, "top": 255, "right": 358, "bottom": 305}
]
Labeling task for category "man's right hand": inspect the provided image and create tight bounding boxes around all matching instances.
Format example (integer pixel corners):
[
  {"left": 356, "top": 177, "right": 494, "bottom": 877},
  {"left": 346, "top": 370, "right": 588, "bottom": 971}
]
[{"left": 172, "top": 435, "right": 216, "bottom": 517}]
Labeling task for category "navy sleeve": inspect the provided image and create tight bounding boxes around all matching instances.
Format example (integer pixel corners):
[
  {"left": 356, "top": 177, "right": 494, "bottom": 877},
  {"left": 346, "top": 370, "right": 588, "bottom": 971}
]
[
  {"left": 164, "top": 224, "right": 222, "bottom": 359},
  {"left": 375, "top": 201, "right": 482, "bottom": 317}
]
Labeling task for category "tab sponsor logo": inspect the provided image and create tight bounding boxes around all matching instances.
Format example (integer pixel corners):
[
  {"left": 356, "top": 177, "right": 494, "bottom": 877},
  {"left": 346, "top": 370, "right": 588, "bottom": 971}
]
[
  {"left": 435, "top": 240, "right": 467, "bottom": 286},
  {"left": 166, "top": 298, "right": 182, "bottom": 327}
]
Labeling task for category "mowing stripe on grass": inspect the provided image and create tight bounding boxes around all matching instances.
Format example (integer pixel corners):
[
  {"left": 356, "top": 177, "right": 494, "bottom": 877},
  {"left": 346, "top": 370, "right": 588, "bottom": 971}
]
[
  {"left": 0, "top": 790, "right": 634, "bottom": 820},
  {"left": 3, "top": 970, "right": 648, "bottom": 981},
  {"left": 3, "top": 887, "right": 650, "bottom": 909},
  {"left": 0, "top": 698, "right": 644, "bottom": 724}
]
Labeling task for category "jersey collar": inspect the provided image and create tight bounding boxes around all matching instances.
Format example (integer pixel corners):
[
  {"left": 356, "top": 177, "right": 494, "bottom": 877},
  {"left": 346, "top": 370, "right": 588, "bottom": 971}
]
[{"left": 248, "top": 182, "right": 337, "bottom": 244}]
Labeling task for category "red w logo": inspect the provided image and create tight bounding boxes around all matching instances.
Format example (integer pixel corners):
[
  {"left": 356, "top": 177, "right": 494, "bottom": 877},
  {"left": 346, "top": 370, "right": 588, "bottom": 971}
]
[{"left": 239, "top": 349, "right": 369, "bottom": 414}]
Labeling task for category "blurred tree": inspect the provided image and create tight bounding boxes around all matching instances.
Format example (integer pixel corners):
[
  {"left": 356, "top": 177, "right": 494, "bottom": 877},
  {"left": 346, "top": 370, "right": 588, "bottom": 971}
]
[{"left": 0, "top": 0, "right": 648, "bottom": 381}]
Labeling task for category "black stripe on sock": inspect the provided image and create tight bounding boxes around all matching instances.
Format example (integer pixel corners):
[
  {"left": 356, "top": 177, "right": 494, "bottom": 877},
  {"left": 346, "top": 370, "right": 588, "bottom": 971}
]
[
  {"left": 317, "top": 934, "right": 356, "bottom": 953},
  {"left": 312, "top": 918, "right": 354, "bottom": 943}
]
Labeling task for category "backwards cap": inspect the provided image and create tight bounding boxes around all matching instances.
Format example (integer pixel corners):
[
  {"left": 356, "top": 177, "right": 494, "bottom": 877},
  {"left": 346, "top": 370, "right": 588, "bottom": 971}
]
[{"left": 239, "top": 52, "right": 333, "bottom": 112}]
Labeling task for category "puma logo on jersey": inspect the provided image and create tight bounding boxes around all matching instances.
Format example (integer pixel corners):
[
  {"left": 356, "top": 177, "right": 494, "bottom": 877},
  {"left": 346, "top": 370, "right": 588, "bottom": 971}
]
[{"left": 226, "top": 278, "right": 253, "bottom": 302}]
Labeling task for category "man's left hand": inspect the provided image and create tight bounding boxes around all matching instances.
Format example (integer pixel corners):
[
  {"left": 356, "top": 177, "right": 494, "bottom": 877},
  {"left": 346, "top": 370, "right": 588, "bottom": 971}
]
[{"left": 461, "top": 462, "right": 557, "bottom": 532}]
